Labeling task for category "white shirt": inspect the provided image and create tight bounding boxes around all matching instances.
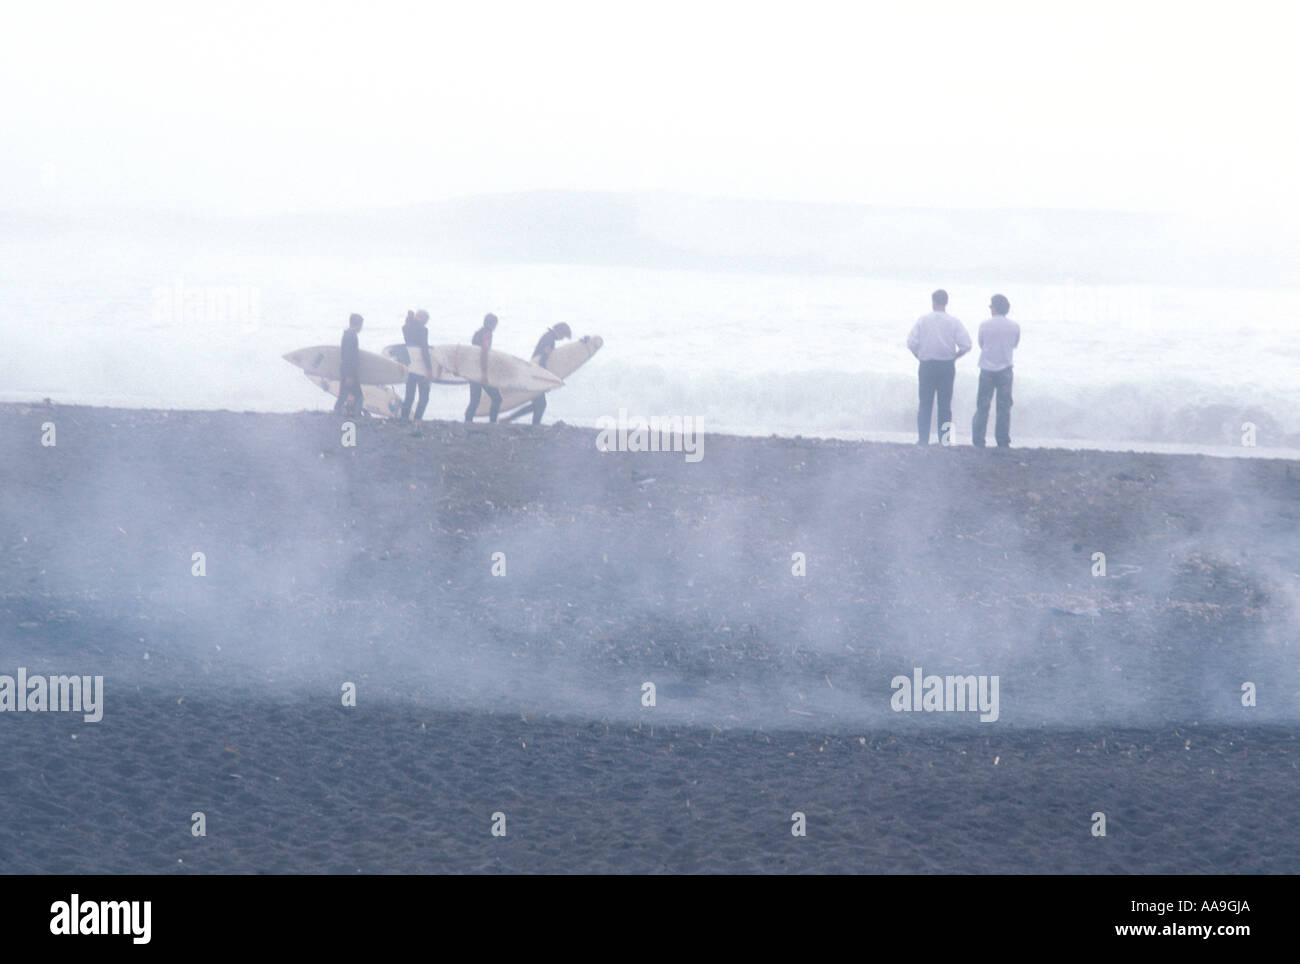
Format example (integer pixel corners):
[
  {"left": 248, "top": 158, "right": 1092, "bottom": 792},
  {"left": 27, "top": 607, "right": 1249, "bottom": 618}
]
[
  {"left": 908, "top": 311, "right": 972, "bottom": 362},
  {"left": 977, "top": 315, "right": 1021, "bottom": 371}
]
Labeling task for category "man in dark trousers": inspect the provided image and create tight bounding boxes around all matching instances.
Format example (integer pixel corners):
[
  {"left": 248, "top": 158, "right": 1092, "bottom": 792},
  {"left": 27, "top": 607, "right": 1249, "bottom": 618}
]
[
  {"left": 464, "top": 313, "right": 503, "bottom": 423},
  {"left": 334, "top": 312, "right": 365, "bottom": 415},
  {"left": 972, "top": 294, "right": 1020, "bottom": 448},
  {"left": 524, "top": 322, "right": 571, "bottom": 425},
  {"left": 400, "top": 309, "right": 434, "bottom": 421},
  {"left": 907, "top": 289, "right": 971, "bottom": 445}
]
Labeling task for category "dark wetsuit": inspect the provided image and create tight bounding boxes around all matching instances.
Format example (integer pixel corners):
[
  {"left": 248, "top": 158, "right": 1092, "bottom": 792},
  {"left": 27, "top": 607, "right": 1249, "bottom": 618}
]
[
  {"left": 334, "top": 327, "right": 362, "bottom": 414},
  {"left": 464, "top": 326, "right": 502, "bottom": 422},
  {"left": 526, "top": 328, "right": 561, "bottom": 425},
  {"left": 400, "top": 320, "right": 432, "bottom": 420}
]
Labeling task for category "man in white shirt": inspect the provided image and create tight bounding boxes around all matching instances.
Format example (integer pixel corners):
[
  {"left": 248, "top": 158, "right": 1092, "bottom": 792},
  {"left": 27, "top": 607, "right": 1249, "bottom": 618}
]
[
  {"left": 972, "top": 294, "right": 1020, "bottom": 448},
  {"left": 907, "top": 289, "right": 972, "bottom": 445}
]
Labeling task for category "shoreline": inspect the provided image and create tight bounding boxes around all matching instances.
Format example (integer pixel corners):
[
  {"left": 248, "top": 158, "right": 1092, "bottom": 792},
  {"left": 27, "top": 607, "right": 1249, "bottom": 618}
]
[{"left": 4, "top": 399, "right": 1299, "bottom": 463}]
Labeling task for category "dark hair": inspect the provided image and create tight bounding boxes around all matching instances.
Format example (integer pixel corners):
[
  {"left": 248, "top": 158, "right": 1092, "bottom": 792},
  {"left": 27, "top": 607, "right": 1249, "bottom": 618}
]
[
  {"left": 990, "top": 294, "right": 1010, "bottom": 315},
  {"left": 932, "top": 289, "right": 948, "bottom": 308},
  {"left": 405, "top": 310, "right": 415, "bottom": 324},
  {"left": 554, "top": 322, "right": 572, "bottom": 339},
  {"left": 483, "top": 313, "right": 498, "bottom": 329},
  {"left": 349, "top": 313, "right": 364, "bottom": 327}
]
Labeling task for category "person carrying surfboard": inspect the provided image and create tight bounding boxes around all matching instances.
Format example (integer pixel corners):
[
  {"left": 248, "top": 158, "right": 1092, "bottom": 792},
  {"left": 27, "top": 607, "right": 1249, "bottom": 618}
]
[
  {"left": 334, "top": 313, "right": 365, "bottom": 416},
  {"left": 400, "top": 309, "right": 434, "bottom": 421},
  {"left": 524, "top": 322, "right": 572, "bottom": 425},
  {"left": 464, "top": 313, "right": 503, "bottom": 423}
]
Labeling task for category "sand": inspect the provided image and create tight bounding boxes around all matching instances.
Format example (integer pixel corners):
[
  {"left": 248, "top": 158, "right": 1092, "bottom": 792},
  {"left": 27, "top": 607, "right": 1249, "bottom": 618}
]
[{"left": 1, "top": 402, "right": 1297, "bottom": 873}]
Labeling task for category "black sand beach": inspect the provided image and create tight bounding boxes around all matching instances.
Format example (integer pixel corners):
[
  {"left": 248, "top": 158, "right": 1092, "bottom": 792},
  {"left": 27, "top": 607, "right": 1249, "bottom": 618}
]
[{"left": 1, "top": 402, "right": 1298, "bottom": 873}]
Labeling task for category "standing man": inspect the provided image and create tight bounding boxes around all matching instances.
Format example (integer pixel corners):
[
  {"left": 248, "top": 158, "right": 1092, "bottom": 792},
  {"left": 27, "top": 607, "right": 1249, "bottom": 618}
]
[
  {"left": 907, "top": 289, "right": 971, "bottom": 445},
  {"left": 972, "top": 294, "right": 1020, "bottom": 448},
  {"left": 400, "top": 309, "right": 434, "bottom": 421},
  {"left": 464, "top": 312, "right": 503, "bottom": 423},
  {"left": 524, "top": 322, "right": 571, "bottom": 425},
  {"left": 334, "top": 312, "right": 365, "bottom": 416}
]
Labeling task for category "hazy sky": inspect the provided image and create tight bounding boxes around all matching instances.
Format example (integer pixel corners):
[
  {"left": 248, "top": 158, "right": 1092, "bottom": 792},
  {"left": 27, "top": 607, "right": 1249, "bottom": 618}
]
[{"left": 2, "top": 0, "right": 1294, "bottom": 218}]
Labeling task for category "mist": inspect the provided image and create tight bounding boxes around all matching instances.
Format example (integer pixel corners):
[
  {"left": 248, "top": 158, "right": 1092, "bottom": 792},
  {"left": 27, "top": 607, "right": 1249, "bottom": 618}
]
[
  {"left": 5, "top": 405, "right": 1295, "bottom": 734},
  {"left": 2, "top": 0, "right": 1298, "bottom": 882}
]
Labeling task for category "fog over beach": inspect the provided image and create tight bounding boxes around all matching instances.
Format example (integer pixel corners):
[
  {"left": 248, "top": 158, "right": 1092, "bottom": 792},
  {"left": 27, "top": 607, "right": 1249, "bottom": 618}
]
[
  {"left": 2, "top": 1, "right": 1298, "bottom": 882},
  {"left": 1, "top": 405, "right": 1298, "bottom": 872}
]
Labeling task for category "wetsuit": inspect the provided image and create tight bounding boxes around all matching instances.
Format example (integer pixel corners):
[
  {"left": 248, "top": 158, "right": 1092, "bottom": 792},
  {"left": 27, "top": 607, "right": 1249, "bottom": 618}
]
[
  {"left": 464, "top": 326, "right": 502, "bottom": 422},
  {"left": 335, "top": 327, "right": 362, "bottom": 415},
  {"left": 525, "top": 327, "right": 562, "bottom": 425},
  {"left": 400, "top": 319, "right": 432, "bottom": 420}
]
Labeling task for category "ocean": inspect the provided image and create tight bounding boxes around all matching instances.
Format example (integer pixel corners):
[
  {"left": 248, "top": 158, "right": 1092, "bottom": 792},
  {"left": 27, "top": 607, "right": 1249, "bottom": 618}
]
[{"left": 3, "top": 207, "right": 1298, "bottom": 455}]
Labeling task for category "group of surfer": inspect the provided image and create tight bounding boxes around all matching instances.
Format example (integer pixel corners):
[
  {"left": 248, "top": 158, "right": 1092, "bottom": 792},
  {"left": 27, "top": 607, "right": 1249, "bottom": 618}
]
[
  {"left": 333, "top": 312, "right": 572, "bottom": 425},
  {"left": 334, "top": 292, "right": 1014, "bottom": 442},
  {"left": 908, "top": 289, "right": 1020, "bottom": 448}
]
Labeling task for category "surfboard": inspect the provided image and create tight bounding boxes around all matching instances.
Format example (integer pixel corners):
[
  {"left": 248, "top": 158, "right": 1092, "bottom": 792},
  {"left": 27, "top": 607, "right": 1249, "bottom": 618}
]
[
  {"left": 475, "top": 334, "right": 603, "bottom": 419},
  {"left": 283, "top": 345, "right": 407, "bottom": 385},
  {"left": 304, "top": 373, "right": 404, "bottom": 418},
  {"left": 393, "top": 344, "right": 564, "bottom": 393},
  {"left": 380, "top": 344, "right": 469, "bottom": 385}
]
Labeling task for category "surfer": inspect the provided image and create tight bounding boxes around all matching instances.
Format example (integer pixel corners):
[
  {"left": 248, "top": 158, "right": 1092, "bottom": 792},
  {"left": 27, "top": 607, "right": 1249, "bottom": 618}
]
[
  {"left": 334, "top": 313, "right": 365, "bottom": 416},
  {"left": 464, "top": 313, "right": 503, "bottom": 423},
  {"left": 971, "top": 294, "right": 1020, "bottom": 448},
  {"left": 524, "top": 322, "right": 572, "bottom": 425},
  {"left": 400, "top": 309, "right": 434, "bottom": 421},
  {"left": 907, "top": 290, "right": 971, "bottom": 445}
]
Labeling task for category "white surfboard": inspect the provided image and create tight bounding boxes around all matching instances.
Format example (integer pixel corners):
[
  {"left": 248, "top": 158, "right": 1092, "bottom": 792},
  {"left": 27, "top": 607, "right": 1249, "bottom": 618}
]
[
  {"left": 426, "top": 344, "right": 564, "bottom": 393},
  {"left": 476, "top": 334, "right": 604, "bottom": 419},
  {"left": 381, "top": 344, "right": 469, "bottom": 384},
  {"left": 283, "top": 345, "right": 407, "bottom": 385},
  {"left": 304, "top": 373, "right": 404, "bottom": 418}
]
